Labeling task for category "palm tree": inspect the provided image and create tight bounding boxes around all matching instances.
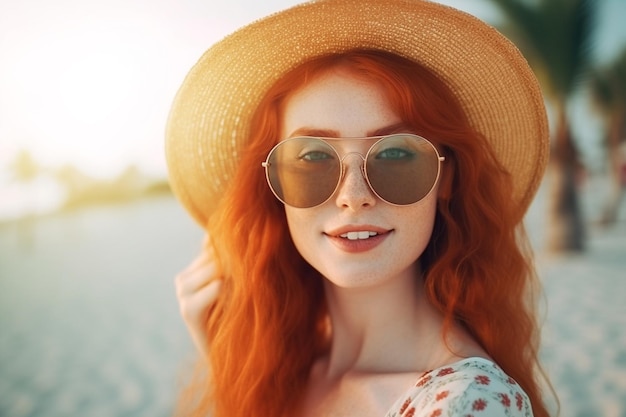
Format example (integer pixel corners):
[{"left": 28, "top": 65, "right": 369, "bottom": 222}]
[
  {"left": 589, "top": 48, "right": 626, "bottom": 225},
  {"left": 488, "top": 0, "right": 595, "bottom": 252}
]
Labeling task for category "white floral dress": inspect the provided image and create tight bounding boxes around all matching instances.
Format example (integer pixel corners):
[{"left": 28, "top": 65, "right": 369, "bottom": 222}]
[{"left": 385, "top": 357, "right": 533, "bottom": 417}]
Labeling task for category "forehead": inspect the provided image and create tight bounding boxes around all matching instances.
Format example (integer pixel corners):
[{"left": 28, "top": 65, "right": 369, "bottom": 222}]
[{"left": 280, "top": 70, "right": 402, "bottom": 139}]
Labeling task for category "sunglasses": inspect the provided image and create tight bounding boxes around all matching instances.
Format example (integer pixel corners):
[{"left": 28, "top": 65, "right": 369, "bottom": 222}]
[{"left": 261, "top": 134, "right": 445, "bottom": 208}]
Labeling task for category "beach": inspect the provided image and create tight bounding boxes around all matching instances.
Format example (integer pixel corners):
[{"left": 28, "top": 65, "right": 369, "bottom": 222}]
[{"left": 0, "top": 183, "right": 625, "bottom": 417}]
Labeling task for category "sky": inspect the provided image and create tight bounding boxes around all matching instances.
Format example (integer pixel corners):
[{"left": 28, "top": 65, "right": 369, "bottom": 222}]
[{"left": 1, "top": 0, "right": 625, "bottom": 180}]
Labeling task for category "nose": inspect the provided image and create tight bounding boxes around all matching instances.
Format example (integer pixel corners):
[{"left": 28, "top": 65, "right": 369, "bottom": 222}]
[{"left": 334, "top": 153, "right": 376, "bottom": 210}]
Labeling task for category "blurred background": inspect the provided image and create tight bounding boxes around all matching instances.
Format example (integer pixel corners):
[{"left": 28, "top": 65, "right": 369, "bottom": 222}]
[{"left": 0, "top": 0, "right": 625, "bottom": 416}]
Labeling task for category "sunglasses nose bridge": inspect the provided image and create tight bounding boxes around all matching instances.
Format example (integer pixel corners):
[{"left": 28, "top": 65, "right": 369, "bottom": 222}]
[
  {"left": 339, "top": 151, "right": 366, "bottom": 167},
  {"left": 339, "top": 152, "right": 369, "bottom": 186},
  {"left": 338, "top": 152, "right": 367, "bottom": 180}
]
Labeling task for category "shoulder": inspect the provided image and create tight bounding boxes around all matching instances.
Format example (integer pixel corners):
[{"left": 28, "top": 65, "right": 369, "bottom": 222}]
[{"left": 386, "top": 358, "right": 533, "bottom": 417}]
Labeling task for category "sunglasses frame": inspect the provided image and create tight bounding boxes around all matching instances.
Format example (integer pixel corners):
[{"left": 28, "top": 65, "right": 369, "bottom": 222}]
[{"left": 261, "top": 133, "right": 445, "bottom": 208}]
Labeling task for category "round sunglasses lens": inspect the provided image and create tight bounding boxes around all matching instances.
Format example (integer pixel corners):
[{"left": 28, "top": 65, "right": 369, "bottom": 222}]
[
  {"left": 266, "top": 138, "right": 340, "bottom": 208},
  {"left": 366, "top": 135, "right": 439, "bottom": 205}
]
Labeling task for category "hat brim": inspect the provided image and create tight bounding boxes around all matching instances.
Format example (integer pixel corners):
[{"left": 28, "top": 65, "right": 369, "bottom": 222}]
[{"left": 166, "top": 0, "right": 549, "bottom": 227}]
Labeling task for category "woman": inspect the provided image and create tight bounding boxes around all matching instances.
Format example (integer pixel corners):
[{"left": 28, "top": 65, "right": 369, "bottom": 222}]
[{"left": 166, "top": 1, "right": 553, "bottom": 416}]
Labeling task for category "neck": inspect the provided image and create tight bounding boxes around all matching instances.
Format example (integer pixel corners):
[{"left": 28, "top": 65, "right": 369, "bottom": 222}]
[{"left": 320, "top": 262, "right": 455, "bottom": 380}]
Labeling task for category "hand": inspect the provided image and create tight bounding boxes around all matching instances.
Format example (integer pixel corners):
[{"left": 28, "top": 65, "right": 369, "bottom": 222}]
[{"left": 175, "top": 241, "right": 222, "bottom": 359}]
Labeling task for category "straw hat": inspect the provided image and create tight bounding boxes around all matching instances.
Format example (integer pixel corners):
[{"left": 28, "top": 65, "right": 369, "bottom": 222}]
[{"left": 165, "top": 0, "right": 549, "bottom": 227}]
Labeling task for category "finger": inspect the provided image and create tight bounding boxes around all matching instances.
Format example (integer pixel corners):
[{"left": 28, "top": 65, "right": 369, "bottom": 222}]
[
  {"left": 175, "top": 263, "right": 217, "bottom": 297},
  {"left": 175, "top": 246, "right": 221, "bottom": 292},
  {"left": 179, "top": 280, "right": 222, "bottom": 323},
  {"left": 195, "top": 279, "right": 222, "bottom": 304}
]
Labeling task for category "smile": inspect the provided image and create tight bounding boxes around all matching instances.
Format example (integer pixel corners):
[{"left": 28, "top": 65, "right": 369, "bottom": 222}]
[
  {"left": 326, "top": 228, "right": 389, "bottom": 253},
  {"left": 340, "top": 231, "right": 379, "bottom": 240}
]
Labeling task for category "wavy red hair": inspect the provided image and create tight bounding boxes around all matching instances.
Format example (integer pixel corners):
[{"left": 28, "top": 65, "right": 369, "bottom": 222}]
[{"left": 176, "top": 49, "right": 551, "bottom": 417}]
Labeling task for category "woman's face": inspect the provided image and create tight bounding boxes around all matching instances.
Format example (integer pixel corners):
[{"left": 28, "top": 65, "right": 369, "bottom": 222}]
[{"left": 280, "top": 68, "right": 439, "bottom": 289}]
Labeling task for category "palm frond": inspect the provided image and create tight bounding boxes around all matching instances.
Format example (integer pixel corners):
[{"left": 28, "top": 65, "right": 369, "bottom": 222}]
[{"left": 489, "top": 0, "right": 596, "bottom": 100}]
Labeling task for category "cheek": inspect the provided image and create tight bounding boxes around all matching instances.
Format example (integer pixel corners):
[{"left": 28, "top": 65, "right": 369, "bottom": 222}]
[
  {"left": 421, "top": 197, "right": 438, "bottom": 236},
  {"left": 396, "top": 195, "right": 438, "bottom": 253},
  {"left": 284, "top": 207, "right": 315, "bottom": 251}
]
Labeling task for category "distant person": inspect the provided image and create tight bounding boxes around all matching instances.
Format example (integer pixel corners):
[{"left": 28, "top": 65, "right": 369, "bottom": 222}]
[{"left": 166, "top": 1, "right": 554, "bottom": 416}]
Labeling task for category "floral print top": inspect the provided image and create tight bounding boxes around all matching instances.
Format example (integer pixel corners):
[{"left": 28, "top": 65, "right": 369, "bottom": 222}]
[{"left": 385, "top": 357, "right": 533, "bottom": 417}]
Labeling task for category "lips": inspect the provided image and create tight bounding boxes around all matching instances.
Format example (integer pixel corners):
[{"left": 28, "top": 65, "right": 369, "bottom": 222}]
[{"left": 325, "top": 225, "right": 391, "bottom": 253}]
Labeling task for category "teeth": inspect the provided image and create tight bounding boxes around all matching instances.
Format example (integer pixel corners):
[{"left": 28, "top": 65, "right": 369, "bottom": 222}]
[{"left": 340, "top": 231, "right": 378, "bottom": 240}]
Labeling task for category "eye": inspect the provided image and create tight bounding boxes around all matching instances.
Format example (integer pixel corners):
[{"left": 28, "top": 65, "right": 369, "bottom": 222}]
[
  {"left": 375, "top": 147, "right": 414, "bottom": 160},
  {"left": 300, "top": 150, "right": 334, "bottom": 161}
]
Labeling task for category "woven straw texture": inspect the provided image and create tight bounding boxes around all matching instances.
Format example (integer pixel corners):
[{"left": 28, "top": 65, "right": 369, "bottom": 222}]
[{"left": 165, "top": 0, "right": 549, "bottom": 227}]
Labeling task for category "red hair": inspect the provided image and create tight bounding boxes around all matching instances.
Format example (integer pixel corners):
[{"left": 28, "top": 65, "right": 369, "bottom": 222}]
[{"left": 176, "top": 50, "right": 551, "bottom": 417}]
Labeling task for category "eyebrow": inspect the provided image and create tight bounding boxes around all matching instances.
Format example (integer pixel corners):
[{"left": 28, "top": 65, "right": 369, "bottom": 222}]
[
  {"left": 369, "top": 122, "right": 414, "bottom": 137},
  {"left": 287, "top": 122, "right": 414, "bottom": 139}
]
